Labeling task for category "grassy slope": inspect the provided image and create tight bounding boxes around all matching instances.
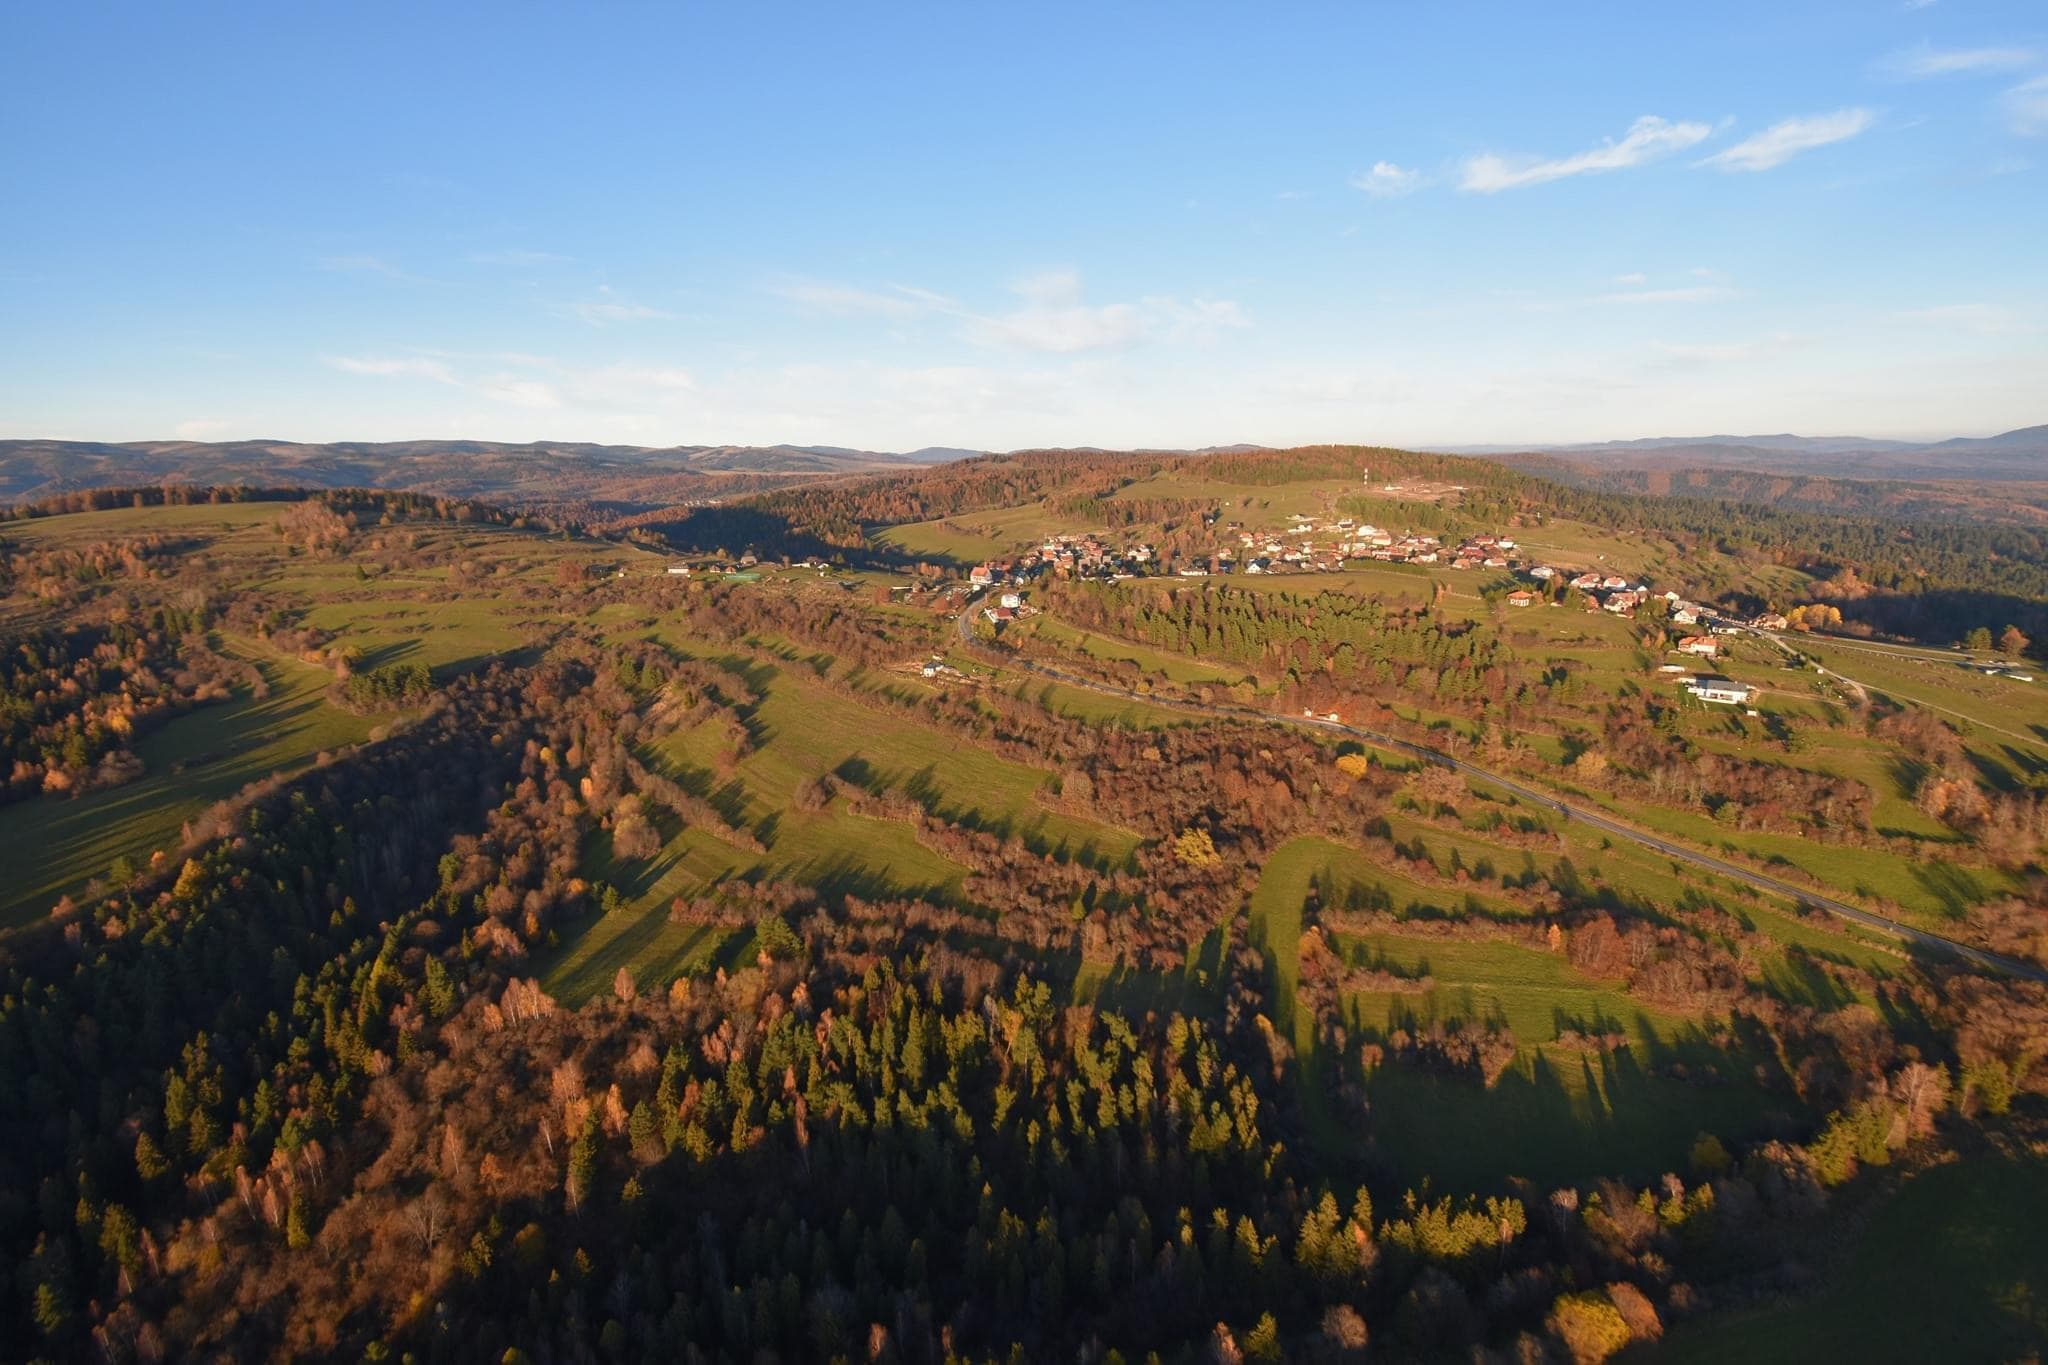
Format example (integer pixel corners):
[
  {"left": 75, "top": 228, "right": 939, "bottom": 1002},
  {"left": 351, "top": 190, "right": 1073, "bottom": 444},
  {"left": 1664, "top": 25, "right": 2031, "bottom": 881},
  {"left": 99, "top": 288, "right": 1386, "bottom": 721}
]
[
  {"left": 1651, "top": 1149, "right": 2048, "bottom": 1363},
  {"left": 538, "top": 647, "right": 1146, "bottom": 1003},
  {"left": 1022, "top": 615, "right": 1256, "bottom": 687},
  {"left": 1253, "top": 836, "right": 1801, "bottom": 1188},
  {"left": 0, "top": 639, "right": 373, "bottom": 930}
]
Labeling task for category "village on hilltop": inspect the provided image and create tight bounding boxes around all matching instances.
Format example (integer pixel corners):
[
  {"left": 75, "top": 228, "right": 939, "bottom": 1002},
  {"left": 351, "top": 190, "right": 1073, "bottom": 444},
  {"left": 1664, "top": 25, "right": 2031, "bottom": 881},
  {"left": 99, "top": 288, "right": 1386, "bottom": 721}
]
[{"left": 964, "top": 503, "right": 1784, "bottom": 708}]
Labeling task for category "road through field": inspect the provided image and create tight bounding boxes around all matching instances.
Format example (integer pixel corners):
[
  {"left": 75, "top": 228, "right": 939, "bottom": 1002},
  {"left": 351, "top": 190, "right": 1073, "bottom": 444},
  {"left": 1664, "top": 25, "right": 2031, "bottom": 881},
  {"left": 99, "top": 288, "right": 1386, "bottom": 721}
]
[{"left": 956, "top": 594, "right": 2046, "bottom": 982}]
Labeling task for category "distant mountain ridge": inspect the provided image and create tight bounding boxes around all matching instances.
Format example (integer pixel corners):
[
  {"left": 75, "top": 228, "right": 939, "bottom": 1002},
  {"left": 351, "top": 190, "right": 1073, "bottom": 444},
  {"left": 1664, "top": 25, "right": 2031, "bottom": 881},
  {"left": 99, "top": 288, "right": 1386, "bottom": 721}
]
[
  {"left": 1437, "top": 424, "right": 2048, "bottom": 481},
  {"left": 0, "top": 438, "right": 982, "bottom": 507}
]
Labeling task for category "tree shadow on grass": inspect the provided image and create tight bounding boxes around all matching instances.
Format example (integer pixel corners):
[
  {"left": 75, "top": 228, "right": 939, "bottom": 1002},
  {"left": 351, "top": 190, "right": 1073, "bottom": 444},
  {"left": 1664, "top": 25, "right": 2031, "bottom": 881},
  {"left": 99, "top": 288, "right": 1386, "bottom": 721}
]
[
  {"left": 1760, "top": 951, "right": 1860, "bottom": 1010},
  {"left": 1907, "top": 859, "right": 1983, "bottom": 922},
  {"left": 1349, "top": 1009, "right": 1799, "bottom": 1190}
]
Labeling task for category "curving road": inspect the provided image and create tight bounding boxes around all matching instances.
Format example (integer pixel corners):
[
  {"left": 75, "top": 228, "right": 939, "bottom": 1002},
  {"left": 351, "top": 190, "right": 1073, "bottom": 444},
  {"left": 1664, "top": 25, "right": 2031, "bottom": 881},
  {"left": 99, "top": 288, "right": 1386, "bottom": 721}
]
[{"left": 956, "top": 593, "right": 2045, "bottom": 982}]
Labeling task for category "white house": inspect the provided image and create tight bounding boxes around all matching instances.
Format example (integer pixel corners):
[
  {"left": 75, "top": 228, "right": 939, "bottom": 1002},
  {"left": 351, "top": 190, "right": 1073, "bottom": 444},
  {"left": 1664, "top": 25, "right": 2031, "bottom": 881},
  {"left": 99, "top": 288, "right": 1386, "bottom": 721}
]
[{"left": 1687, "top": 679, "right": 1753, "bottom": 705}]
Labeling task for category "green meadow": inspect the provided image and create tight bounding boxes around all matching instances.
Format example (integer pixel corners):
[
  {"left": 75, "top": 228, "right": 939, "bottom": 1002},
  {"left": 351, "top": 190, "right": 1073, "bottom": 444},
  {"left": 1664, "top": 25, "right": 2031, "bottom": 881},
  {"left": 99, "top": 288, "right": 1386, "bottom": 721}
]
[
  {"left": 0, "top": 639, "right": 372, "bottom": 930},
  {"left": 1652, "top": 1149, "right": 2048, "bottom": 1364},
  {"left": 538, "top": 642, "right": 1146, "bottom": 1002}
]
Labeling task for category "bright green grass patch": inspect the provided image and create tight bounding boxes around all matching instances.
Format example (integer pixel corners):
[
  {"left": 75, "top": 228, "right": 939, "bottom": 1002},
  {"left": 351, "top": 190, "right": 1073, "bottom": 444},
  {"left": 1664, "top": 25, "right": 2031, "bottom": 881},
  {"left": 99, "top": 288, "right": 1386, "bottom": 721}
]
[
  {"left": 0, "top": 500, "right": 286, "bottom": 544},
  {"left": 1379, "top": 792, "right": 1910, "bottom": 992},
  {"left": 292, "top": 597, "right": 528, "bottom": 675},
  {"left": 1651, "top": 1150, "right": 2048, "bottom": 1364},
  {"left": 1793, "top": 635, "right": 2048, "bottom": 780},
  {"left": 872, "top": 503, "right": 1065, "bottom": 563},
  {"left": 1270, "top": 829, "right": 1517, "bottom": 922},
  {"left": 675, "top": 662, "right": 1143, "bottom": 865},
  {"left": 1249, "top": 838, "right": 1349, "bottom": 1050},
  {"left": 1249, "top": 837, "right": 1794, "bottom": 1181},
  {"left": 1579, "top": 791, "right": 2015, "bottom": 927},
  {"left": 0, "top": 639, "right": 373, "bottom": 931},
  {"left": 1509, "top": 518, "right": 1664, "bottom": 576},
  {"left": 1011, "top": 678, "right": 1189, "bottom": 729},
  {"left": 1338, "top": 933, "right": 1681, "bottom": 1046},
  {"left": 543, "top": 641, "right": 1153, "bottom": 1004},
  {"left": 1026, "top": 616, "right": 1255, "bottom": 687},
  {"left": 539, "top": 800, "right": 971, "bottom": 1005},
  {"left": 1340, "top": 932, "right": 1795, "bottom": 1188}
]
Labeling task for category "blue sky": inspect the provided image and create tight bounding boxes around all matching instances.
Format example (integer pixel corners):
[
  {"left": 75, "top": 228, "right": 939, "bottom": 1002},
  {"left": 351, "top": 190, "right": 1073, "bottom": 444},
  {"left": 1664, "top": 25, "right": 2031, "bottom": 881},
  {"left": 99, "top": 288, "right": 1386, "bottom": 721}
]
[{"left": 3, "top": 1, "right": 2044, "bottom": 450}]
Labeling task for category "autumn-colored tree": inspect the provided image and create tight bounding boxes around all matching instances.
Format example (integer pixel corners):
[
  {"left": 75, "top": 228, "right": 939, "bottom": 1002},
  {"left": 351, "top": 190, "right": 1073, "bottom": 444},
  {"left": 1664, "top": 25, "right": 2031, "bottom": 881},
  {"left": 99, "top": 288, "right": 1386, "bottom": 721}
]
[
  {"left": 1547, "top": 1292, "right": 1633, "bottom": 1364},
  {"left": 1174, "top": 827, "right": 1223, "bottom": 867}
]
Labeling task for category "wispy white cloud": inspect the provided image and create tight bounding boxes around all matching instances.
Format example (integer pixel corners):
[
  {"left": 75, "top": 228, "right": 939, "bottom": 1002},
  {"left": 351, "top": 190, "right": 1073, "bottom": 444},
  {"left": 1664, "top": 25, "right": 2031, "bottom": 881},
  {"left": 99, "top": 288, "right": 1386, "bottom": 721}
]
[
  {"left": 1647, "top": 333, "right": 1796, "bottom": 365},
  {"left": 329, "top": 352, "right": 695, "bottom": 413},
  {"left": 327, "top": 354, "right": 457, "bottom": 383},
  {"left": 962, "top": 270, "right": 1247, "bottom": 353},
  {"left": 773, "top": 269, "right": 1245, "bottom": 354},
  {"left": 574, "top": 364, "right": 697, "bottom": 395},
  {"left": 1881, "top": 45, "right": 2037, "bottom": 78},
  {"left": 472, "top": 376, "right": 562, "bottom": 409},
  {"left": 965, "top": 271, "right": 1144, "bottom": 352},
  {"left": 1599, "top": 285, "right": 1733, "bottom": 305},
  {"left": 2008, "top": 75, "right": 2048, "bottom": 136},
  {"left": 1460, "top": 115, "right": 1712, "bottom": 192},
  {"left": 1351, "top": 161, "right": 1421, "bottom": 198},
  {"left": 1895, "top": 303, "right": 2034, "bottom": 334},
  {"left": 1611, "top": 272, "right": 1648, "bottom": 287},
  {"left": 1699, "top": 108, "right": 1873, "bottom": 171},
  {"left": 773, "top": 280, "right": 957, "bottom": 319},
  {"left": 570, "top": 286, "right": 672, "bottom": 325}
]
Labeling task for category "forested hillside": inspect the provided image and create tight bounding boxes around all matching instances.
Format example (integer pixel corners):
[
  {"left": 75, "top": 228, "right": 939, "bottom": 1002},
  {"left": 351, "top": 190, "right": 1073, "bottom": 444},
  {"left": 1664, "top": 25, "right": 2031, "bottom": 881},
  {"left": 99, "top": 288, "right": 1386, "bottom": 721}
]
[{"left": 5, "top": 451, "right": 2048, "bottom": 1362}]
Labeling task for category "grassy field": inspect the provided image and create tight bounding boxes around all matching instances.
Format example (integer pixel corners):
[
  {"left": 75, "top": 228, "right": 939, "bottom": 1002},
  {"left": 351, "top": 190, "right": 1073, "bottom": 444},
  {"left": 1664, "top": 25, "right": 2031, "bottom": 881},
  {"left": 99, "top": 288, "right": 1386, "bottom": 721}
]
[
  {"left": 0, "top": 499, "right": 288, "bottom": 545},
  {"left": 1005, "top": 677, "right": 1191, "bottom": 729},
  {"left": 1022, "top": 615, "right": 1256, "bottom": 687},
  {"left": 1794, "top": 633, "right": 2048, "bottom": 781},
  {"left": 537, "top": 642, "right": 1146, "bottom": 1002},
  {"left": 292, "top": 596, "right": 530, "bottom": 675},
  {"left": 1576, "top": 787, "right": 2017, "bottom": 928},
  {"left": 1342, "top": 932, "right": 1789, "bottom": 1189},
  {"left": 872, "top": 503, "right": 1065, "bottom": 563},
  {"left": 1651, "top": 1147, "right": 2048, "bottom": 1363},
  {"left": 1250, "top": 835, "right": 1811, "bottom": 1187},
  {"left": 0, "top": 638, "right": 373, "bottom": 931},
  {"left": 537, "top": 800, "right": 972, "bottom": 1004}
]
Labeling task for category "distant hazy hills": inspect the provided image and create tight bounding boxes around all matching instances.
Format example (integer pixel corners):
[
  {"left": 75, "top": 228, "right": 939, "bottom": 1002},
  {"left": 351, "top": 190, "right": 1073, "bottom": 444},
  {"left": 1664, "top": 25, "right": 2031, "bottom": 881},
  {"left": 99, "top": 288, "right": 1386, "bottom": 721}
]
[
  {"left": 1445, "top": 424, "right": 2048, "bottom": 482},
  {"left": 0, "top": 439, "right": 983, "bottom": 506},
  {"left": 6, "top": 428, "right": 2045, "bottom": 521}
]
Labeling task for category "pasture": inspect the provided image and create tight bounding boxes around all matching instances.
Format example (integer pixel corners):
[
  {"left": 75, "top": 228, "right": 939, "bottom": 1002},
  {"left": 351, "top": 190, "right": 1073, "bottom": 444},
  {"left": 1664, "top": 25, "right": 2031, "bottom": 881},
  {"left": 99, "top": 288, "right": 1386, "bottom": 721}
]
[
  {"left": 538, "top": 640, "right": 1146, "bottom": 1002},
  {"left": 0, "top": 639, "right": 373, "bottom": 930},
  {"left": 1653, "top": 1148, "right": 2048, "bottom": 1363}
]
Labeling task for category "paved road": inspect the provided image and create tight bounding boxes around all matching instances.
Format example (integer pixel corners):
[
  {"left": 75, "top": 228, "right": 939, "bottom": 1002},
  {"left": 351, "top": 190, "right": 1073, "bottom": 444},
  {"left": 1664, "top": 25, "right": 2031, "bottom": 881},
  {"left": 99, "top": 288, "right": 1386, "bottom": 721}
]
[{"left": 957, "top": 594, "right": 2045, "bottom": 982}]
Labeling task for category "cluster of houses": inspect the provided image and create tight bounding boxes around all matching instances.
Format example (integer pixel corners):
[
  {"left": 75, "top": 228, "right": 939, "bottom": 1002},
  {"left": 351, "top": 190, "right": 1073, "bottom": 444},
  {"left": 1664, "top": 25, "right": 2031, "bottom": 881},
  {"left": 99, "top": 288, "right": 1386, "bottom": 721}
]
[
  {"left": 1175, "top": 517, "right": 1543, "bottom": 579},
  {"left": 1235, "top": 515, "right": 1454, "bottom": 573},
  {"left": 970, "top": 533, "right": 1154, "bottom": 589},
  {"left": 969, "top": 514, "right": 1555, "bottom": 586},
  {"left": 664, "top": 551, "right": 764, "bottom": 578}
]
